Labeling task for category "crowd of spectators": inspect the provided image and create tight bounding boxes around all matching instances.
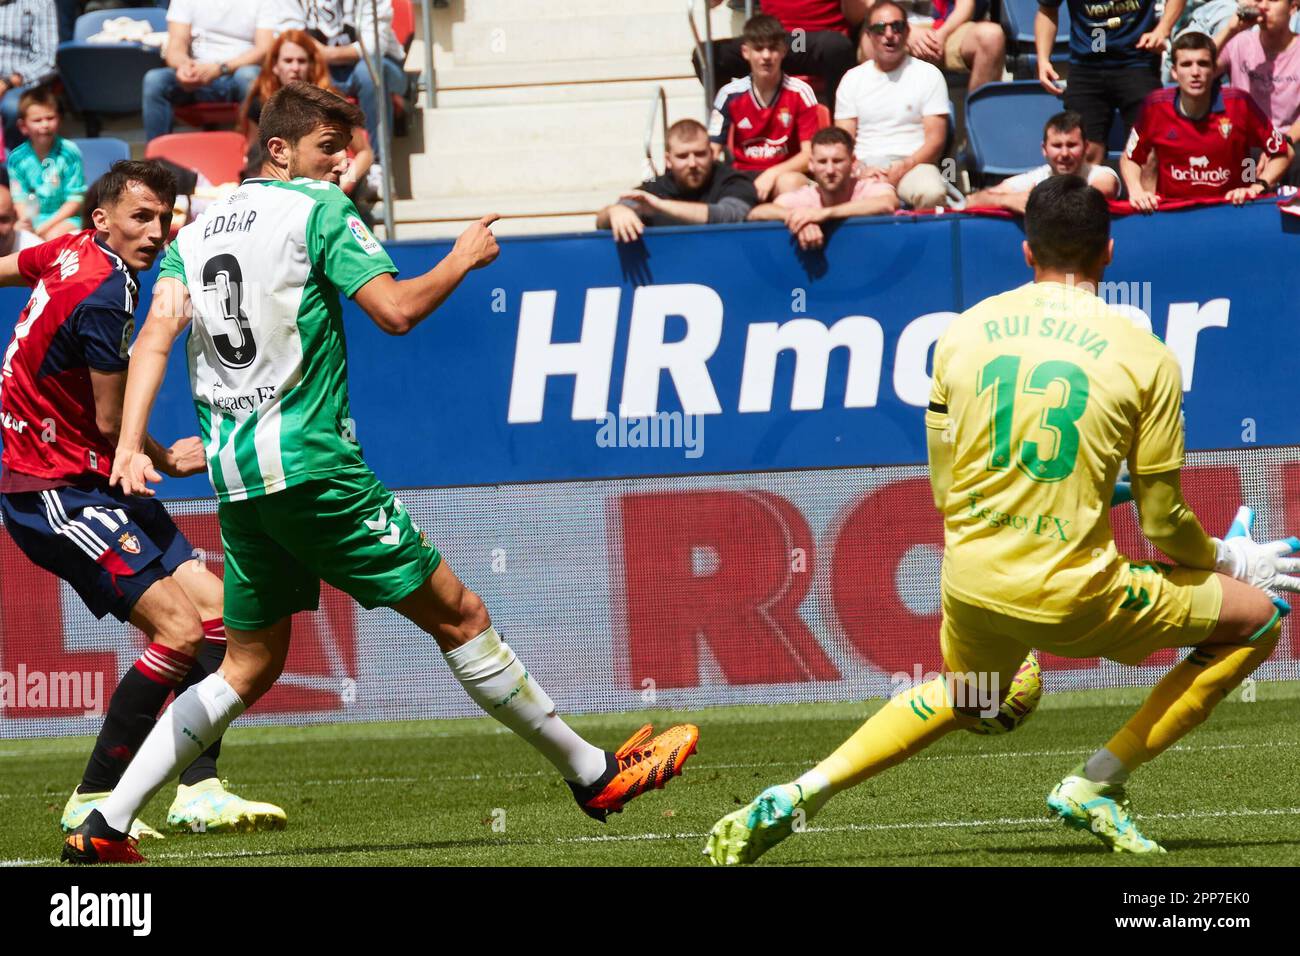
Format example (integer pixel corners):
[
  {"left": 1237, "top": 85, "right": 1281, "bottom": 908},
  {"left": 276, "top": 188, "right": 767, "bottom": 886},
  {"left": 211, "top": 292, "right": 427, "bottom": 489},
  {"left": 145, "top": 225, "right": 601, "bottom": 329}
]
[
  {"left": 603, "top": 0, "right": 1300, "bottom": 246},
  {"left": 0, "top": 0, "right": 406, "bottom": 254}
]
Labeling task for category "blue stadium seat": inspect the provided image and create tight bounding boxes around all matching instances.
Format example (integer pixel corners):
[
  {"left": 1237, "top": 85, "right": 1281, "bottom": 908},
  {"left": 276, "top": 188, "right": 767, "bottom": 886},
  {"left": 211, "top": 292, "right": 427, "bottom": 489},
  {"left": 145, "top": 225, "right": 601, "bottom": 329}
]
[
  {"left": 73, "top": 7, "right": 168, "bottom": 43},
  {"left": 963, "top": 80, "right": 1067, "bottom": 180},
  {"left": 56, "top": 42, "right": 164, "bottom": 138},
  {"left": 1001, "top": 0, "right": 1069, "bottom": 49},
  {"left": 72, "top": 138, "right": 131, "bottom": 185},
  {"left": 1002, "top": 0, "right": 1069, "bottom": 76}
]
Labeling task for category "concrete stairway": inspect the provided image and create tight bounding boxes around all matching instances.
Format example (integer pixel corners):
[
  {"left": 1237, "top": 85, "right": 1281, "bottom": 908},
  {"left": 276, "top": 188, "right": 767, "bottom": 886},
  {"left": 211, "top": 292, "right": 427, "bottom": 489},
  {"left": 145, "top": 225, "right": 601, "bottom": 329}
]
[{"left": 388, "top": 0, "right": 743, "bottom": 239}]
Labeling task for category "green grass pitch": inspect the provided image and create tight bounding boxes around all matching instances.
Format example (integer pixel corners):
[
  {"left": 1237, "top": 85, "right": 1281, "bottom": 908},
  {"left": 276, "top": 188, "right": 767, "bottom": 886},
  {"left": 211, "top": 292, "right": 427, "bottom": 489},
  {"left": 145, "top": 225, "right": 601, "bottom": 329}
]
[{"left": 3, "top": 682, "right": 1298, "bottom": 867}]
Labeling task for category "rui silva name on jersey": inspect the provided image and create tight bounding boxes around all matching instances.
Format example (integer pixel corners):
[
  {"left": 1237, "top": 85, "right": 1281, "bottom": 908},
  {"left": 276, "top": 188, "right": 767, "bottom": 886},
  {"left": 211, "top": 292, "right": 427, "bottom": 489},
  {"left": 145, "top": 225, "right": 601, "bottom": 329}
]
[{"left": 983, "top": 314, "right": 1110, "bottom": 360}]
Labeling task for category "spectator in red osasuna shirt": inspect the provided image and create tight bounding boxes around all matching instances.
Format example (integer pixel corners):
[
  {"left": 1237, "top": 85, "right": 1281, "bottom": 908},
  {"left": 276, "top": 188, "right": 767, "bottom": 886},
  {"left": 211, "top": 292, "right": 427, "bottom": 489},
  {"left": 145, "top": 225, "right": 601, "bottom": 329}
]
[
  {"left": 709, "top": 14, "right": 822, "bottom": 201},
  {"left": 1121, "top": 31, "right": 1292, "bottom": 211},
  {"left": 694, "top": 0, "right": 866, "bottom": 104}
]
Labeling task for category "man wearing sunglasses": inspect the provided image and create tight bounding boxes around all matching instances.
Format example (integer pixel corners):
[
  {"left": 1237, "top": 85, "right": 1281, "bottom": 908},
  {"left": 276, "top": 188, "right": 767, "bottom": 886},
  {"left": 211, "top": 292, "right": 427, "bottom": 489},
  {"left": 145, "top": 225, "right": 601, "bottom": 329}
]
[{"left": 834, "top": 1, "right": 951, "bottom": 209}]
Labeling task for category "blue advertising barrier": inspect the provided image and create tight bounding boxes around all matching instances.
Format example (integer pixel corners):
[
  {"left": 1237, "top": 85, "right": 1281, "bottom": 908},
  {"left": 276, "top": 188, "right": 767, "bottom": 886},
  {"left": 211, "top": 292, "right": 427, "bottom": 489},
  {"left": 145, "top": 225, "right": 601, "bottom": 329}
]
[{"left": 0, "top": 201, "right": 1295, "bottom": 498}]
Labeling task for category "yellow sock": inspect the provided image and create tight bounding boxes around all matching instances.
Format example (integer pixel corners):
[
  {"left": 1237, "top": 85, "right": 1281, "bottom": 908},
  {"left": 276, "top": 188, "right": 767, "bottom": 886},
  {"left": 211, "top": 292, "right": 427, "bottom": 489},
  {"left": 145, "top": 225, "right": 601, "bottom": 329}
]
[
  {"left": 1105, "top": 621, "right": 1281, "bottom": 773},
  {"left": 806, "top": 677, "right": 963, "bottom": 796}
]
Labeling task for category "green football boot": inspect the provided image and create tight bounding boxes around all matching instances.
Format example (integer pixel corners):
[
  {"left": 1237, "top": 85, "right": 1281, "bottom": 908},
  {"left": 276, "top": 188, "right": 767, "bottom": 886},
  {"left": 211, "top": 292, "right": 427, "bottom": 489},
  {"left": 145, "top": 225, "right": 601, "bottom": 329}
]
[
  {"left": 61, "top": 789, "right": 164, "bottom": 840},
  {"left": 166, "top": 778, "right": 287, "bottom": 833},
  {"left": 704, "top": 783, "right": 814, "bottom": 866},
  {"left": 1047, "top": 769, "right": 1166, "bottom": 854}
]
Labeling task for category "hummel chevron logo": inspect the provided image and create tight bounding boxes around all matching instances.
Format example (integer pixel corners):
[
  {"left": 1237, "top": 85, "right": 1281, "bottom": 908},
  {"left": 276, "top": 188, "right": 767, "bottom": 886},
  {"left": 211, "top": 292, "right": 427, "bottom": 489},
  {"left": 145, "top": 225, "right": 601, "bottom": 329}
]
[{"left": 364, "top": 507, "right": 400, "bottom": 544}]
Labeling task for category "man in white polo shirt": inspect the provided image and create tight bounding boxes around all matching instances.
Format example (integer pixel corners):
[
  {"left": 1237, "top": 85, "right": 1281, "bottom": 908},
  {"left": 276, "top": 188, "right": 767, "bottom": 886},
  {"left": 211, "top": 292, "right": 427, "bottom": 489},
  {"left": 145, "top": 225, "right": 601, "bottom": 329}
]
[
  {"left": 142, "top": 0, "right": 279, "bottom": 141},
  {"left": 835, "top": 0, "right": 951, "bottom": 209},
  {"left": 965, "top": 110, "right": 1120, "bottom": 212}
]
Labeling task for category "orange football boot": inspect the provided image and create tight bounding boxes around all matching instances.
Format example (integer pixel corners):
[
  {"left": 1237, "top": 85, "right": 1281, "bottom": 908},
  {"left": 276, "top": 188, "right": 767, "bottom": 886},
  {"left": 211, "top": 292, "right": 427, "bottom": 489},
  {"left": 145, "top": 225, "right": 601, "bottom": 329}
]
[
  {"left": 569, "top": 723, "right": 699, "bottom": 821},
  {"left": 61, "top": 809, "right": 146, "bottom": 864}
]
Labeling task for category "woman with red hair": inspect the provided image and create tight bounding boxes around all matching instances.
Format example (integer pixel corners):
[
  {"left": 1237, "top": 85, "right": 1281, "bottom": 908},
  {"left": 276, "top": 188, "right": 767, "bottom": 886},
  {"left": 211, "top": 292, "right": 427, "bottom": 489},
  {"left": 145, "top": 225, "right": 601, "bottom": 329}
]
[{"left": 240, "top": 29, "right": 374, "bottom": 197}]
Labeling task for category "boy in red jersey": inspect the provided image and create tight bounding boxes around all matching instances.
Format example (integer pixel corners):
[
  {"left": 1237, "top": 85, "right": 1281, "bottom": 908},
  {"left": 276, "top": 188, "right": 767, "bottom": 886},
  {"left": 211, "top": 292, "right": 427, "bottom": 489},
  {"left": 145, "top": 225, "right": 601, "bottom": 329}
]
[
  {"left": 708, "top": 14, "right": 822, "bottom": 200},
  {"left": 0, "top": 160, "right": 284, "bottom": 849},
  {"left": 1122, "top": 31, "right": 1292, "bottom": 210}
]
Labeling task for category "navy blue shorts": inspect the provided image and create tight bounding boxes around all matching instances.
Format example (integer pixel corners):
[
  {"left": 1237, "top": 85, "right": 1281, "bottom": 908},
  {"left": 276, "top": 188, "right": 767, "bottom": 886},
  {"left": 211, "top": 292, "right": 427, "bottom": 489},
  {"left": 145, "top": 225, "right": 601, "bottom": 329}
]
[{"left": 0, "top": 483, "right": 195, "bottom": 621}]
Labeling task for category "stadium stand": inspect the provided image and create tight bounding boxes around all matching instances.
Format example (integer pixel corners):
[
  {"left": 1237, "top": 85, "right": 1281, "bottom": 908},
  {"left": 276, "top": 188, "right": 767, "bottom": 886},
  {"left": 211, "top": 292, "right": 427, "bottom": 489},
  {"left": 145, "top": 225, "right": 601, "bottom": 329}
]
[
  {"left": 389, "top": 0, "right": 739, "bottom": 238},
  {"left": 71, "top": 6, "right": 168, "bottom": 41},
  {"left": 71, "top": 136, "right": 131, "bottom": 185},
  {"left": 145, "top": 130, "right": 246, "bottom": 185},
  {"left": 1000, "top": 0, "right": 1069, "bottom": 78},
  {"left": 962, "top": 79, "right": 1070, "bottom": 182},
  {"left": 56, "top": 23, "right": 164, "bottom": 138}
]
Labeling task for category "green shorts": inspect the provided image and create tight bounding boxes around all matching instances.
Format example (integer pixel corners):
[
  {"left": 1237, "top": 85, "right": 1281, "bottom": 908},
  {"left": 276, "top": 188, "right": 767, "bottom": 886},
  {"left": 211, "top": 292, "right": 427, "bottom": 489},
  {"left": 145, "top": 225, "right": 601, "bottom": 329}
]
[{"left": 218, "top": 464, "right": 441, "bottom": 631}]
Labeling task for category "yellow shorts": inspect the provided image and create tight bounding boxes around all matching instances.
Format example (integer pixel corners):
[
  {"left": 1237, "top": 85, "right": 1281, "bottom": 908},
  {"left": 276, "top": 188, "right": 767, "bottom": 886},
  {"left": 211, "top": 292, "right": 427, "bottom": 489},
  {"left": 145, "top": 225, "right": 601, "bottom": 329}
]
[{"left": 941, "top": 559, "right": 1224, "bottom": 682}]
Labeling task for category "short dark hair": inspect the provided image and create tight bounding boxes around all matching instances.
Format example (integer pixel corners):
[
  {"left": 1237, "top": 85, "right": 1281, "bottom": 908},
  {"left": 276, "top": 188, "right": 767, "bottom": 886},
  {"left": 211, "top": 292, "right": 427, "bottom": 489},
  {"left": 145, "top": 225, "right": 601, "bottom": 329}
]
[
  {"left": 811, "top": 125, "right": 854, "bottom": 152},
  {"left": 17, "top": 85, "right": 60, "bottom": 119},
  {"left": 1171, "top": 30, "right": 1217, "bottom": 65},
  {"left": 1024, "top": 175, "right": 1110, "bottom": 271},
  {"left": 96, "top": 160, "right": 178, "bottom": 211},
  {"left": 259, "top": 82, "right": 365, "bottom": 151},
  {"left": 666, "top": 118, "right": 709, "bottom": 145},
  {"left": 1043, "top": 110, "right": 1084, "bottom": 141},
  {"left": 742, "top": 14, "right": 788, "bottom": 47}
]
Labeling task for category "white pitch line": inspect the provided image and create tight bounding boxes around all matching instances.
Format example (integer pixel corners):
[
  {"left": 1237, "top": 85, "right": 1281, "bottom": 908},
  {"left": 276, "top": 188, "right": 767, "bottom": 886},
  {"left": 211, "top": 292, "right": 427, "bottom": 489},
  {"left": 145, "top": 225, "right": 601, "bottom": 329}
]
[
  {"left": 4, "top": 806, "right": 1298, "bottom": 866},
  {"left": 0, "top": 741, "right": 1271, "bottom": 802}
]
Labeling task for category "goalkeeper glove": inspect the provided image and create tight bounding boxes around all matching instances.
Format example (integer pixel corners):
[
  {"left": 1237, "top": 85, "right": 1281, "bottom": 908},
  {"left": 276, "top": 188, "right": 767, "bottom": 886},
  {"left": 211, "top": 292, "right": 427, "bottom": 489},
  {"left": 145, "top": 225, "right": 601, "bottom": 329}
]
[{"left": 1212, "top": 506, "right": 1300, "bottom": 596}]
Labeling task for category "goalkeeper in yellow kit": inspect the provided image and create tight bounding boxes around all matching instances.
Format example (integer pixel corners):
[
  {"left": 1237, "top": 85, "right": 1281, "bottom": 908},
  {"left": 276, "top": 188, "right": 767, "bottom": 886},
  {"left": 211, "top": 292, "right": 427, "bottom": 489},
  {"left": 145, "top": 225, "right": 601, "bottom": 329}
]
[{"left": 705, "top": 174, "right": 1300, "bottom": 862}]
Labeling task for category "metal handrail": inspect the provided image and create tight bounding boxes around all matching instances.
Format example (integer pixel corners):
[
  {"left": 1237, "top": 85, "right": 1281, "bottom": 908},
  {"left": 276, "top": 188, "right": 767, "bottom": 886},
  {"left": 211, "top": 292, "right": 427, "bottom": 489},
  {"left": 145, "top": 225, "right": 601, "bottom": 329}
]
[
  {"left": 686, "top": 0, "right": 715, "bottom": 117},
  {"left": 642, "top": 85, "right": 669, "bottom": 180},
  {"left": 360, "top": 0, "right": 396, "bottom": 239},
  {"left": 419, "top": 0, "right": 436, "bottom": 109}
]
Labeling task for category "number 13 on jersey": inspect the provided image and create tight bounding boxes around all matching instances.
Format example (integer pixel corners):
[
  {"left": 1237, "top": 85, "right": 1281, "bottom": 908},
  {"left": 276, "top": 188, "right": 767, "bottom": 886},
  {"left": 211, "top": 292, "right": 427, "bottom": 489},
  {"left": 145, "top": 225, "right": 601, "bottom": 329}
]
[{"left": 978, "top": 354, "right": 1091, "bottom": 482}]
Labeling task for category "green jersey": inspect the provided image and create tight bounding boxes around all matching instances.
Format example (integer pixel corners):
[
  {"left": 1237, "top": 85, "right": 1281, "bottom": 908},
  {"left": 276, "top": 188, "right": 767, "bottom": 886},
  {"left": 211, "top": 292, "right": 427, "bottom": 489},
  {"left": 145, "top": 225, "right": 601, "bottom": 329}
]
[{"left": 159, "top": 178, "right": 397, "bottom": 502}]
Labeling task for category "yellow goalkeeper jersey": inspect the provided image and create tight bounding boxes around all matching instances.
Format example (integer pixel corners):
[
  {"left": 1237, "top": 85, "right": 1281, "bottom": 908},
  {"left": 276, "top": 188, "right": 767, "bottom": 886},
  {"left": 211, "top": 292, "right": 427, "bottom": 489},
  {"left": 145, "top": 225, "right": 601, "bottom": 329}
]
[{"left": 925, "top": 280, "right": 1186, "bottom": 622}]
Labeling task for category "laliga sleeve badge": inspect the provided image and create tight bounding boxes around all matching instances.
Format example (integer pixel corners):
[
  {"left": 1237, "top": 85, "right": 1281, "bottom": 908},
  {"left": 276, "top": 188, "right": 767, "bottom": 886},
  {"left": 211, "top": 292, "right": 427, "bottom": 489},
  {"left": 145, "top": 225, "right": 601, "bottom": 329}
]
[{"left": 347, "top": 216, "right": 382, "bottom": 255}]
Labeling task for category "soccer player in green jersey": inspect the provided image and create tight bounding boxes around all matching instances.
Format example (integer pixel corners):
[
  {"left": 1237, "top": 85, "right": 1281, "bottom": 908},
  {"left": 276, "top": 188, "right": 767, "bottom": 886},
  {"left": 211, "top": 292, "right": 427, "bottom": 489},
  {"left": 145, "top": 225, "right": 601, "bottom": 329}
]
[{"left": 62, "top": 84, "right": 697, "bottom": 864}]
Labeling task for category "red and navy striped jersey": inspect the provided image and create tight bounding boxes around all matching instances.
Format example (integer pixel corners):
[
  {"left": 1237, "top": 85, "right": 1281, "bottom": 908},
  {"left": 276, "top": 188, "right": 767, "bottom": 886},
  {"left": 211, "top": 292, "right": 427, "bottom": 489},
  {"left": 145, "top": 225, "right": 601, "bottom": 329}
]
[
  {"left": 1126, "top": 85, "right": 1287, "bottom": 200},
  {"left": 709, "top": 74, "right": 821, "bottom": 172},
  {"left": 0, "top": 230, "right": 139, "bottom": 492}
]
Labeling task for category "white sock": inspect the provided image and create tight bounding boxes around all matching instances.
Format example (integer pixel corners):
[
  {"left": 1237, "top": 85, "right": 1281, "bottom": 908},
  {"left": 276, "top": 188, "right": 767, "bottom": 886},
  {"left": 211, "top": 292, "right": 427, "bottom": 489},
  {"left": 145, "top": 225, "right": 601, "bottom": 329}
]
[
  {"left": 444, "top": 626, "right": 607, "bottom": 786},
  {"left": 1082, "top": 747, "right": 1130, "bottom": 785},
  {"left": 794, "top": 768, "right": 833, "bottom": 815},
  {"left": 99, "top": 674, "right": 245, "bottom": 833}
]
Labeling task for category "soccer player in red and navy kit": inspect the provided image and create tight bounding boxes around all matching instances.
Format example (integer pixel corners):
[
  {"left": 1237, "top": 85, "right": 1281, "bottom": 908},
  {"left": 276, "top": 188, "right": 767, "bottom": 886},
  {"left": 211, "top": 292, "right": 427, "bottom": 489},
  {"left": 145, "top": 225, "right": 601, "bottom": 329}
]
[
  {"left": 1122, "top": 31, "right": 1293, "bottom": 211},
  {"left": 708, "top": 14, "right": 822, "bottom": 200},
  {"left": 0, "top": 160, "right": 284, "bottom": 850}
]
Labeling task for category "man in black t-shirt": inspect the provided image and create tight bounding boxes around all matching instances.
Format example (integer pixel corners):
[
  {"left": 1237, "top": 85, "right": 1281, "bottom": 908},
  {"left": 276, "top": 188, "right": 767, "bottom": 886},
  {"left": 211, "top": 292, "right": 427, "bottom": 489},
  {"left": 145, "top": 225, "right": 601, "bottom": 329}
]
[
  {"left": 1036, "top": 0, "right": 1186, "bottom": 165},
  {"left": 597, "top": 119, "right": 758, "bottom": 243}
]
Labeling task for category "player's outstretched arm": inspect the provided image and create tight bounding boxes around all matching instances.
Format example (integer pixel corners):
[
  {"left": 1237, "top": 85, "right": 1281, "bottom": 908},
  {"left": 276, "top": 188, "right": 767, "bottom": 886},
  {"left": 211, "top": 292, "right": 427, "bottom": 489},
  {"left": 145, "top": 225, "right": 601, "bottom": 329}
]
[
  {"left": 110, "top": 277, "right": 194, "bottom": 497},
  {"left": 353, "top": 214, "right": 500, "bottom": 336},
  {"left": 1131, "top": 469, "right": 1217, "bottom": 569}
]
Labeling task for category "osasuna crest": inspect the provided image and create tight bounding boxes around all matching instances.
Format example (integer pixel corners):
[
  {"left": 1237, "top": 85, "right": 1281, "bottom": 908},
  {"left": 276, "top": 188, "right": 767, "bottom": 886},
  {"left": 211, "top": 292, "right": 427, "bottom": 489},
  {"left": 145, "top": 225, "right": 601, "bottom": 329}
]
[
  {"left": 1218, "top": 118, "right": 1233, "bottom": 139},
  {"left": 347, "top": 216, "right": 382, "bottom": 255},
  {"left": 118, "top": 532, "right": 141, "bottom": 555}
]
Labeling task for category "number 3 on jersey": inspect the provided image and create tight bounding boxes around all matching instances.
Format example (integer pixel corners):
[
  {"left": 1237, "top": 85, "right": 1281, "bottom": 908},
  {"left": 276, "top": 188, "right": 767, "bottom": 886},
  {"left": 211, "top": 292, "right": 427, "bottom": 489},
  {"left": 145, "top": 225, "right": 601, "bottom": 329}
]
[
  {"left": 203, "top": 254, "right": 257, "bottom": 369},
  {"left": 978, "top": 354, "right": 1090, "bottom": 482}
]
